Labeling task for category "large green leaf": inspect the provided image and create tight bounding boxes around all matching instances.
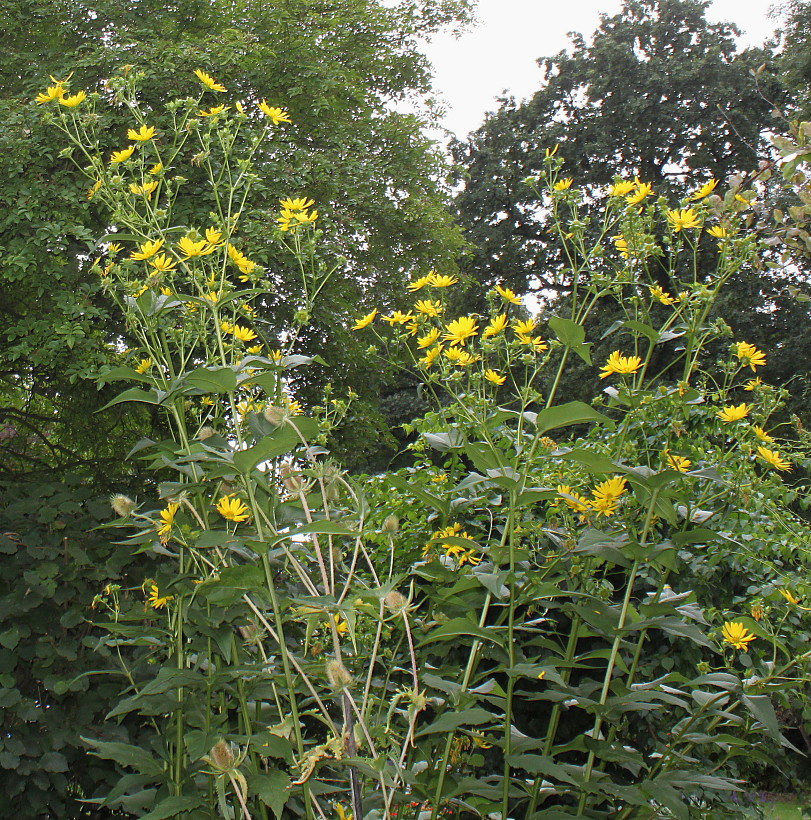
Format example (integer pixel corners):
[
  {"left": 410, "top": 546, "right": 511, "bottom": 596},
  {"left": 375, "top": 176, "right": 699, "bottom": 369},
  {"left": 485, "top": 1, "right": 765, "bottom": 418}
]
[
  {"left": 252, "top": 769, "right": 292, "bottom": 818},
  {"left": 185, "top": 365, "right": 237, "bottom": 394},
  {"left": 528, "top": 401, "right": 613, "bottom": 435},
  {"left": 548, "top": 315, "right": 592, "bottom": 364},
  {"left": 233, "top": 417, "right": 319, "bottom": 472},
  {"left": 81, "top": 738, "right": 164, "bottom": 778},
  {"left": 414, "top": 706, "right": 495, "bottom": 737}
]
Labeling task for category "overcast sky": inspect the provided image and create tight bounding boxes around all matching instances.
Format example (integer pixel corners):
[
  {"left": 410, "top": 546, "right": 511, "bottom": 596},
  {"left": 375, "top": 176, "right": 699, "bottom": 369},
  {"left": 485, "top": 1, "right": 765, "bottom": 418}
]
[{"left": 424, "top": 0, "right": 780, "bottom": 139}]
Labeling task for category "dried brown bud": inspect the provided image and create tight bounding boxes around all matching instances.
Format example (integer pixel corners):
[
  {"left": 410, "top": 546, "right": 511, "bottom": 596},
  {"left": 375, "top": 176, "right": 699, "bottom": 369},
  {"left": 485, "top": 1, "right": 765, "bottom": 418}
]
[
  {"left": 263, "top": 405, "right": 286, "bottom": 426},
  {"left": 281, "top": 463, "right": 302, "bottom": 492},
  {"left": 197, "top": 426, "right": 215, "bottom": 441},
  {"left": 382, "top": 514, "right": 399, "bottom": 533},
  {"left": 207, "top": 739, "right": 234, "bottom": 771},
  {"left": 325, "top": 659, "right": 353, "bottom": 692},
  {"left": 110, "top": 494, "right": 135, "bottom": 518},
  {"left": 384, "top": 590, "right": 409, "bottom": 616}
]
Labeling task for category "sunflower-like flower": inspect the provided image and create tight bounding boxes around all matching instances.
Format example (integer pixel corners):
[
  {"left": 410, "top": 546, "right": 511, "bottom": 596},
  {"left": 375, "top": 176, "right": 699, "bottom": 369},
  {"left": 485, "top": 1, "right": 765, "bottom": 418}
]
[
  {"left": 609, "top": 180, "right": 636, "bottom": 197},
  {"left": 707, "top": 225, "right": 729, "bottom": 239},
  {"left": 382, "top": 310, "right": 414, "bottom": 326},
  {"left": 127, "top": 124, "right": 156, "bottom": 141},
  {"left": 649, "top": 285, "right": 677, "bottom": 306},
  {"left": 148, "top": 253, "right": 177, "bottom": 272},
  {"left": 734, "top": 341, "right": 766, "bottom": 371},
  {"left": 626, "top": 182, "right": 653, "bottom": 205},
  {"left": 443, "top": 316, "right": 479, "bottom": 347},
  {"left": 198, "top": 105, "right": 230, "bottom": 117},
  {"left": 177, "top": 235, "right": 217, "bottom": 257},
  {"left": 721, "top": 621, "right": 756, "bottom": 652},
  {"left": 752, "top": 425, "right": 773, "bottom": 444},
  {"left": 419, "top": 345, "right": 443, "bottom": 369},
  {"left": 259, "top": 100, "right": 292, "bottom": 124},
  {"left": 756, "top": 446, "right": 791, "bottom": 472},
  {"left": 130, "top": 238, "right": 161, "bottom": 261},
  {"left": 406, "top": 274, "right": 433, "bottom": 292},
  {"left": 110, "top": 146, "right": 135, "bottom": 164},
  {"left": 484, "top": 369, "right": 506, "bottom": 385},
  {"left": 590, "top": 476, "right": 628, "bottom": 517},
  {"left": 495, "top": 284, "right": 521, "bottom": 305},
  {"left": 35, "top": 84, "right": 66, "bottom": 104},
  {"left": 194, "top": 69, "right": 226, "bottom": 92},
  {"left": 599, "top": 351, "right": 642, "bottom": 379},
  {"left": 667, "top": 208, "right": 701, "bottom": 233},
  {"left": 690, "top": 179, "right": 718, "bottom": 200},
  {"left": 216, "top": 495, "right": 250, "bottom": 522},
  {"left": 552, "top": 178, "right": 573, "bottom": 191},
  {"left": 414, "top": 299, "right": 443, "bottom": 317},
  {"left": 129, "top": 180, "right": 159, "bottom": 199},
  {"left": 428, "top": 273, "right": 458, "bottom": 288},
  {"left": 717, "top": 403, "right": 749, "bottom": 423},
  {"left": 483, "top": 314, "right": 508, "bottom": 338},
  {"left": 556, "top": 484, "right": 590, "bottom": 515},
  {"left": 156, "top": 502, "right": 179, "bottom": 536},
  {"left": 58, "top": 90, "right": 87, "bottom": 107},
  {"left": 417, "top": 327, "right": 441, "bottom": 348},
  {"left": 147, "top": 583, "right": 173, "bottom": 609},
  {"left": 134, "top": 358, "right": 152, "bottom": 374},
  {"left": 352, "top": 309, "right": 377, "bottom": 330}
]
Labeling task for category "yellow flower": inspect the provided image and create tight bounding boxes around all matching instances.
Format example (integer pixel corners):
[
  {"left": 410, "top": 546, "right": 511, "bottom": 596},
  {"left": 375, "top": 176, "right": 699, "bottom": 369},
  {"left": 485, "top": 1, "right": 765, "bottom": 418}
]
[
  {"left": 556, "top": 484, "right": 590, "bottom": 514},
  {"left": 721, "top": 621, "right": 756, "bottom": 652},
  {"left": 194, "top": 69, "right": 226, "bottom": 92},
  {"left": 225, "top": 324, "right": 258, "bottom": 343},
  {"left": 752, "top": 425, "right": 773, "bottom": 444},
  {"left": 512, "top": 318, "right": 536, "bottom": 337},
  {"left": 744, "top": 377, "right": 762, "bottom": 391},
  {"left": 590, "top": 476, "right": 627, "bottom": 518},
  {"left": 518, "top": 334, "right": 548, "bottom": 353},
  {"left": 778, "top": 588, "right": 800, "bottom": 605},
  {"left": 626, "top": 182, "right": 653, "bottom": 205},
  {"left": 734, "top": 341, "right": 766, "bottom": 371},
  {"left": 227, "top": 244, "right": 258, "bottom": 275},
  {"left": 599, "top": 351, "right": 642, "bottom": 379},
  {"left": 419, "top": 345, "right": 443, "bottom": 368},
  {"left": 444, "top": 346, "right": 477, "bottom": 366},
  {"left": 246, "top": 345, "right": 263, "bottom": 355},
  {"left": 277, "top": 207, "right": 318, "bottom": 231},
  {"left": 717, "top": 403, "right": 749, "bottom": 423},
  {"left": 177, "top": 236, "right": 216, "bottom": 257},
  {"left": 484, "top": 369, "right": 506, "bottom": 385},
  {"left": 147, "top": 583, "right": 173, "bottom": 609},
  {"left": 134, "top": 358, "right": 152, "bottom": 374},
  {"left": 129, "top": 180, "right": 159, "bottom": 198},
  {"left": 495, "top": 284, "right": 521, "bottom": 305},
  {"left": 380, "top": 310, "right": 414, "bottom": 326},
  {"left": 127, "top": 124, "right": 156, "bottom": 141},
  {"left": 757, "top": 446, "right": 791, "bottom": 472},
  {"left": 149, "top": 162, "right": 163, "bottom": 175},
  {"left": 428, "top": 273, "right": 458, "bottom": 288},
  {"left": 667, "top": 208, "right": 701, "bottom": 233},
  {"left": 417, "top": 327, "right": 441, "bottom": 348},
  {"left": 613, "top": 234, "right": 630, "bottom": 258},
  {"left": 545, "top": 144, "right": 559, "bottom": 158},
  {"left": 352, "top": 309, "right": 377, "bottom": 330},
  {"left": 279, "top": 196, "right": 314, "bottom": 211},
  {"left": 553, "top": 178, "right": 573, "bottom": 191},
  {"left": 609, "top": 180, "right": 636, "bottom": 197},
  {"left": 157, "top": 502, "right": 179, "bottom": 536},
  {"left": 205, "top": 227, "right": 224, "bottom": 246},
  {"left": 58, "top": 90, "right": 87, "bottom": 107},
  {"left": 443, "top": 316, "right": 479, "bottom": 347},
  {"left": 406, "top": 274, "right": 434, "bottom": 292},
  {"left": 649, "top": 285, "right": 677, "bottom": 306},
  {"left": 87, "top": 179, "right": 102, "bottom": 200},
  {"left": 216, "top": 495, "right": 250, "bottom": 522},
  {"left": 110, "top": 146, "right": 135, "bottom": 164},
  {"left": 258, "top": 100, "right": 292, "bottom": 124},
  {"left": 414, "top": 299, "right": 443, "bottom": 317},
  {"left": 107, "top": 243, "right": 123, "bottom": 255},
  {"left": 690, "top": 179, "right": 718, "bottom": 200},
  {"left": 35, "top": 85, "right": 66, "bottom": 104},
  {"left": 707, "top": 225, "right": 729, "bottom": 239},
  {"left": 148, "top": 253, "right": 178, "bottom": 272},
  {"left": 751, "top": 604, "right": 765, "bottom": 621},
  {"left": 483, "top": 314, "right": 508, "bottom": 338},
  {"left": 665, "top": 450, "right": 691, "bottom": 473},
  {"left": 199, "top": 105, "right": 230, "bottom": 117}
]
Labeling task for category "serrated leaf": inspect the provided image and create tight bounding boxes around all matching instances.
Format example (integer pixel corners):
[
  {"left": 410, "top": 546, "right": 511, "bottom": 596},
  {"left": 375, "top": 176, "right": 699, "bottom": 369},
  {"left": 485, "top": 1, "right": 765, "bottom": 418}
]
[{"left": 252, "top": 769, "right": 291, "bottom": 818}]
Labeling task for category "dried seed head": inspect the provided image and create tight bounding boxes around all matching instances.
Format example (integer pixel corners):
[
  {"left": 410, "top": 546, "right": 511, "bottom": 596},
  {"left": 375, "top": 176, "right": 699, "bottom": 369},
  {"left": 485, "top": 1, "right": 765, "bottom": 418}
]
[
  {"left": 263, "top": 405, "right": 286, "bottom": 426},
  {"left": 198, "top": 426, "right": 215, "bottom": 441},
  {"left": 110, "top": 494, "right": 136, "bottom": 518},
  {"left": 281, "top": 463, "right": 302, "bottom": 492},
  {"left": 384, "top": 590, "right": 408, "bottom": 616},
  {"left": 382, "top": 514, "right": 399, "bottom": 534},
  {"left": 325, "top": 659, "right": 353, "bottom": 692},
  {"left": 207, "top": 739, "right": 234, "bottom": 771}
]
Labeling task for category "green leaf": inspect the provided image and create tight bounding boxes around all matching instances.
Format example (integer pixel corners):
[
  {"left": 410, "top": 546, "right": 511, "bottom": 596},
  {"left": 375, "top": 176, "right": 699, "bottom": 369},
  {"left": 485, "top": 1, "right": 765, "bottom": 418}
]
[
  {"left": 139, "top": 796, "right": 205, "bottom": 820},
  {"left": 82, "top": 737, "right": 164, "bottom": 778},
  {"left": 96, "top": 387, "right": 167, "bottom": 413},
  {"left": 233, "top": 417, "right": 319, "bottom": 472},
  {"left": 387, "top": 475, "right": 449, "bottom": 517},
  {"left": 548, "top": 315, "right": 592, "bottom": 364},
  {"left": 415, "top": 706, "right": 495, "bottom": 737},
  {"left": 252, "top": 769, "right": 291, "bottom": 818},
  {"left": 530, "top": 401, "right": 613, "bottom": 435},
  {"left": 419, "top": 617, "right": 503, "bottom": 647},
  {"left": 185, "top": 366, "right": 237, "bottom": 394},
  {"left": 742, "top": 694, "right": 782, "bottom": 742}
]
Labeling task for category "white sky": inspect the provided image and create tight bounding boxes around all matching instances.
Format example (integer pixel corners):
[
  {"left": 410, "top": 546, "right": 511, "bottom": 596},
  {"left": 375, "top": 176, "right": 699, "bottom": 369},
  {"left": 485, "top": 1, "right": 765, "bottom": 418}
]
[{"left": 424, "top": 0, "right": 780, "bottom": 139}]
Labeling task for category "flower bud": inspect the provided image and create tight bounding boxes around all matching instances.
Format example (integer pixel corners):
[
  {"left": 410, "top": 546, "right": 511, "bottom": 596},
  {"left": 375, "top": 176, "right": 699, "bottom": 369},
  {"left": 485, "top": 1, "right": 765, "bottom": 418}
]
[
  {"left": 325, "top": 659, "right": 353, "bottom": 692},
  {"left": 281, "top": 463, "right": 302, "bottom": 492},
  {"left": 110, "top": 494, "right": 136, "bottom": 518}
]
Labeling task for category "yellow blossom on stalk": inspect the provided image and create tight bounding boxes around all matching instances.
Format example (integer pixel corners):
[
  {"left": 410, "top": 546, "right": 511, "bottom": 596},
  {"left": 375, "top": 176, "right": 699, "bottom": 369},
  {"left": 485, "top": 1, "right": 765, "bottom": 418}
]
[
  {"left": 177, "top": 236, "right": 216, "bottom": 257},
  {"left": 556, "top": 485, "right": 590, "bottom": 514},
  {"left": 483, "top": 314, "right": 508, "bottom": 338},
  {"left": 160, "top": 287, "right": 172, "bottom": 296},
  {"left": 599, "top": 351, "right": 642, "bottom": 379},
  {"left": 127, "top": 124, "right": 156, "bottom": 141},
  {"left": 690, "top": 179, "right": 718, "bottom": 200},
  {"left": 707, "top": 225, "right": 729, "bottom": 239},
  {"left": 406, "top": 274, "right": 433, "bottom": 292},
  {"left": 149, "top": 162, "right": 163, "bottom": 175},
  {"left": 58, "top": 90, "right": 86, "bottom": 107},
  {"left": 87, "top": 179, "right": 102, "bottom": 200},
  {"left": 495, "top": 284, "right": 522, "bottom": 305},
  {"left": 626, "top": 182, "right": 653, "bottom": 205},
  {"left": 752, "top": 425, "right": 773, "bottom": 444},
  {"left": 519, "top": 334, "right": 549, "bottom": 353},
  {"left": 428, "top": 273, "right": 458, "bottom": 288},
  {"left": 444, "top": 346, "right": 477, "bottom": 366},
  {"left": 484, "top": 369, "right": 506, "bottom": 385},
  {"left": 414, "top": 299, "right": 443, "bottom": 317},
  {"left": 417, "top": 327, "right": 441, "bottom": 348},
  {"left": 590, "top": 476, "right": 628, "bottom": 517},
  {"left": 751, "top": 604, "right": 765, "bottom": 621},
  {"left": 667, "top": 208, "right": 701, "bottom": 232},
  {"left": 277, "top": 207, "right": 318, "bottom": 231},
  {"left": 194, "top": 68, "right": 226, "bottom": 92},
  {"left": 734, "top": 341, "right": 766, "bottom": 371},
  {"left": 443, "top": 316, "right": 479, "bottom": 346},
  {"left": 420, "top": 345, "right": 443, "bottom": 368},
  {"left": 216, "top": 495, "right": 250, "bottom": 522},
  {"left": 665, "top": 450, "right": 692, "bottom": 473},
  {"left": 649, "top": 285, "right": 677, "bottom": 306},
  {"left": 156, "top": 502, "right": 179, "bottom": 536},
  {"left": 744, "top": 377, "right": 762, "bottom": 391},
  {"left": 259, "top": 101, "right": 292, "bottom": 124},
  {"left": 110, "top": 146, "right": 135, "bottom": 164},
  {"left": 512, "top": 318, "right": 536, "bottom": 337},
  {"left": 134, "top": 358, "right": 152, "bottom": 374},
  {"left": 382, "top": 310, "right": 415, "bottom": 326},
  {"left": 609, "top": 180, "right": 636, "bottom": 197},
  {"left": 721, "top": 621, "right": 756, "bottom": 652},
  {"left": 202, "top": 290, "right": 222, "bottom": 305},
  {"left": 147, "top": 583, "right": 173, "bottom": 609},
  {"left": 757, "top": 446, "right": 791, "bottom": 472},
  {"left": 279, "top": 196, "right": 314, "bottom": 211},
  {"left": 148, "top": 253, "right": 177, "bottom": 272},
  {"left": 553, "top": 178, "right": 573, "bottom": 191},
  {"left": 198, "top": 105, "right": 230, "bottom": 117},
  {"left": 778, "top": 588, "right": 801, "bottom": 605},
  {"left": 205, "top": 227, "right": 223, "bottom": 246},
  {"left": 129, "top": 180, "right": 159, "bottom": 198},
  {"left": 35, "top": 84, "right": 66, "bottom": 104},
  {"left": 226, "top": 244, "right": 258, "bottom": 275},
  {"left": 717, "top": 403, "right": 749, "bottom": 423},
  {"left": 352, "top": 309, "right": 377, "bottom": 330},
  {"left": 735, "top": 193, "right": 753, "bottom": 206},
  {"left": 222, "top": 323, "right": 257, "bottom": 343},
  {"left": 246, "top": 344, "right": 263, "bottom": 355},
  {"left": 613, "top": 234, "right": 630, "bottom": 258},
  {"left": 545, "top": 144, "right": 558, "bottom": 158}
]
